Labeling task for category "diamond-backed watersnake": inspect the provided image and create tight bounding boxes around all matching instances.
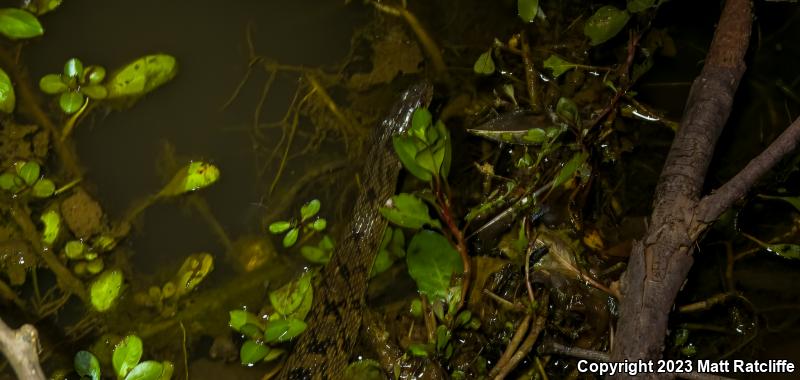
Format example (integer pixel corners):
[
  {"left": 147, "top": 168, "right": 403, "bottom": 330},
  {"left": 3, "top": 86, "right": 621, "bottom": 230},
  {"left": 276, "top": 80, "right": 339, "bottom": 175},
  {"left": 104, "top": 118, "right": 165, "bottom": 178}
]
[{"left": 278, "top": 82, "right": 433, "bottom": 380}]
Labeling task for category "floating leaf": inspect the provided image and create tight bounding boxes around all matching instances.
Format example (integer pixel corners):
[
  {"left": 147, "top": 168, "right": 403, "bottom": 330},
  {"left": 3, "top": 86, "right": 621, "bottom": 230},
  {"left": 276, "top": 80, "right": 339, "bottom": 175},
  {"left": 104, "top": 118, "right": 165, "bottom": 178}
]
[
  {"left": 173, "top": 253, "right": 213, "bottom": 297},
  {"left": 158, "top": 161, "right": 220, "bottom": 197},
  {"left": 90, "top": 269, "right": 123, "bottom": 312},
  {"left": 264, "top": 318, "right": 307, "bottom": 343},
  {"left": 270, "top": 272, "right": 313, "bottom": 319},
  {"left": 0, "top": 8, "right": 44, "bottom": 39},
  {"left": 65, "top": 240, "right": 85, "bottom": 260},
  {"left": 59, "top": 91, "right": 85, "bottom": 114},
  {"left": 113, "top": 335, "right": 143, "bottom": 379},
  {"left": 380, "top": 193, "right": 441, "bottom": 230},
  {"left": 81, "top": 84, "right": 108, "bottom": 100},
  {"left": 106, "top": 54, "right": 178, "bottom": 99},
  {"left": 17, "top": 161, "right": 40, "bottom": 186},
  {"left": 300, "top": 199, "right": 321, "bottom": 221},
  {"left": 552, "top": 151, "right": 589, "bottom": 189},
  {"left": 406, "top": 230, "right": 463, "bottom": 301},
  {"left": 31, "top": 178, "right": 55, "bottom": 197},
  {"left": 543, "top": 55, "right": 578, "bottom": 78},
  {"left": 229, "top": 310, "right": 265, "bottom": 332},
  {"left": 584, "top": 6, "right": 631, "bottom": 46},
  {"left": 39, "top": 74, "right": 67, "bottom": 94},
  {"left": 310, "top": 218, "right": 327, "bottom": 232},
  {"left": 84, "top": 65, "right": 106, "bottom": 84},
  {"left": 40, "top": 209, "right": 60, "bottom": 246},
  {"left": 0, "top": 67, "right": 15, "bottom": 113},
  {"left": 74, "top": 351, "right": 101, "bottom": 380},
  {"left": 268, "top": 221, "right": 292, "bottom": 234},
  {"left": 518, "top": 0, "right": 539, "bottom": 22},
  {"left": 64, "top": 58, "right": 84, "bottom": 79},
  {"left": 123, "top": 361, "right": 164, "bottom": 380},
  {"left": 343, "top": 359, "right": 385, "bottom": 380},
  {"left": 0, "top": 172, "right": 18, "bottom": 191},
  {"left": 240, "top": 340, "right": 270, "bottom": 366},
  {"left": 282, "top": 227, "right": 299, "bottom": 248},
  {"left": 473, "top": 49, "right": 495, "bottom": 75}
]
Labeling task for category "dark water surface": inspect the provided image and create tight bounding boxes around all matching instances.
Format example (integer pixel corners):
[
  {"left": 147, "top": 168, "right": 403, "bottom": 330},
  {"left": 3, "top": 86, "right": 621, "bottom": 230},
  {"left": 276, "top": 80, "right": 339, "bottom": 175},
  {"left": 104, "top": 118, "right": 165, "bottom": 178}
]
[{"left": 5, "top": 0, "right": 800, "bottom": 378}]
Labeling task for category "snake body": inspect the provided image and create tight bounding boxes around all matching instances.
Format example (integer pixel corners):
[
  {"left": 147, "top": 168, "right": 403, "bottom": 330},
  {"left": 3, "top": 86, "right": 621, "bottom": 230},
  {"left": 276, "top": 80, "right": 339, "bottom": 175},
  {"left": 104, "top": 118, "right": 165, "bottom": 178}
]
[{"left": 279, "top": 82, "right": 433, "bottom": 380}]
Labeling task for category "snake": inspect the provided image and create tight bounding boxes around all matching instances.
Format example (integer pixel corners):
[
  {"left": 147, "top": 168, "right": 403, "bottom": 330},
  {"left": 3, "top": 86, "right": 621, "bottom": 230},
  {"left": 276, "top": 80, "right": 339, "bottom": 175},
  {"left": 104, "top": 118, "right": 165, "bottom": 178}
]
[{"left": 278, "top": 81, "right": 433, "bottom": 380}]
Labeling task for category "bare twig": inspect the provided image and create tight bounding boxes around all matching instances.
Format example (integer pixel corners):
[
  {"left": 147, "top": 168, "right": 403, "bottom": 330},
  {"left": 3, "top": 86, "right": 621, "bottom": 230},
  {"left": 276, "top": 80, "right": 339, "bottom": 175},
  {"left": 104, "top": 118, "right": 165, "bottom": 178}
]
[
  {"left": 696, "top": 115, "right": 800, "bottom": 226},
  {"left": 0, "top": 318, "right": 45, "bottom": 380}
]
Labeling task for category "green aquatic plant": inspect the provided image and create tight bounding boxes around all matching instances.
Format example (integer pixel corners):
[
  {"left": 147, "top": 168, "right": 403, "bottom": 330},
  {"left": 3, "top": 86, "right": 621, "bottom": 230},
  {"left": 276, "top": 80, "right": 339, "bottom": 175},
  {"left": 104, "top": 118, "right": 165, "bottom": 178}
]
[
  {"left": 74, "top": 334, "right": 173, "bottom": 380},
  {"left": 268, "top": 198, "right": 328, "bottom": 249},
  {"left": 228, "top": 271, "right": 312, "bottom": 365},
  {"left": 39, "top": 58, "right": 108, "bottom": 114},
  {"left": 0, "top": 8, "right": 44, "bottom": 40},
  {"left": 0, "top": 160, "right": 56, "bottom": 197}
]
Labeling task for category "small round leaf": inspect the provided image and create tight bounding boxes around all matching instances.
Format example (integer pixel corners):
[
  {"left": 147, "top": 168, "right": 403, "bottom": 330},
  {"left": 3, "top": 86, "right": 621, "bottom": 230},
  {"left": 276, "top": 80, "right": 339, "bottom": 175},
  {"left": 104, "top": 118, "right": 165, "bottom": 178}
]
[
  {"left": 17, "top": 161, "right": 40, "bottom": 186},
  {"left": 32, "top": 178, "right": 55, "bottom": 197},
  {"left": 65, "top": 240, "right": 85, "bottom": 259},
  {"left": 84, "top": 65, "right": 106, "bottom": 84},
  {"left": 39, "top": 74, "right": 67, "bottom": 94},
  {"left": 59, "top": 91, "right": 85, "bottom": 114},
  {"left": 268, "top": 221, "right": 292, "bottom": 234},
  {"left": 113, "top": 335, "right": 143, "bottom": 379},
  {"left": 63, "top": 58, "right": 84, "bottom": 79},
  {"left": 282, "top": 228, "right": 299, "bottom": 248},
  {"left": 90, "top": 269, "right": 123, "bottom": 312},
  {"left": 81, "top": 84, "right": 108, "bottom": 99},
  {"left": 74, "top": 351, "right": 101, "bottom": 380},
  {"left": 240, "top": 340, "right": 269, "bottom": 366},
  {"left": 300, "top": 199, "right": 321, "bottom": 222},
  {"left": 310, "top": 218, "right": 326, "bottom": 232}
]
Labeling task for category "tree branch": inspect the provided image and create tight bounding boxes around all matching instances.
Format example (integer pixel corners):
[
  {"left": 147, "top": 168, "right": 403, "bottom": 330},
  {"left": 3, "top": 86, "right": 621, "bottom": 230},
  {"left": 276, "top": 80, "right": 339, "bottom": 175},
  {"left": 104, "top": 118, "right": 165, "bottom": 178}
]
[
  {"left": 696, "top": 115, "right": 800, "bottom": 225},
  {"left": 0, "top": 318, "right": 46, "bottom": 380}
]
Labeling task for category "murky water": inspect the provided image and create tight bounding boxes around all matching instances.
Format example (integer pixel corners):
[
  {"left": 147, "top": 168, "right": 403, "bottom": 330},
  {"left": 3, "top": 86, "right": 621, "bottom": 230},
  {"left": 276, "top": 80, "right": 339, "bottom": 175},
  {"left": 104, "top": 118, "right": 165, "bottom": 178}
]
[
  {"left": 4, "top": 0, "right": 800, "bottom": 378},
  {"left": 24, "top": 0, "right": 366, "bottom": 273}
]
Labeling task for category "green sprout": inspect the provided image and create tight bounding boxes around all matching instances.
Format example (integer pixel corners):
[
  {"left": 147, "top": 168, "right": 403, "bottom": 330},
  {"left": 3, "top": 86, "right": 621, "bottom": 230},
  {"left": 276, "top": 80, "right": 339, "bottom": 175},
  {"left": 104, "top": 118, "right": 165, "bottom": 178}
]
[
  {"left": 39, "top": 57, "right": 108, "bottom": 114},
  {"left": 268, "top": 199, "right": 328, "bottom": 249},
  {"left": 74, "top": 334, "right": 173, "bottom": 380}
]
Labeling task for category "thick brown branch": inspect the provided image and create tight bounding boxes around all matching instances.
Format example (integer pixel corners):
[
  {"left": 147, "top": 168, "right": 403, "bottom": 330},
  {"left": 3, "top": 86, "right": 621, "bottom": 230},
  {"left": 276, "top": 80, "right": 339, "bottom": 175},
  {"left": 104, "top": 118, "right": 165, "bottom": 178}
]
[
  {"left": 0, "top": 318, "right": 46, "bottom": 380},
  {"left": 610, "top": 0, "right": 753, "bottom": 377},
  {"left": 696, "top": 115, "right": 800, "bottom": 225}
]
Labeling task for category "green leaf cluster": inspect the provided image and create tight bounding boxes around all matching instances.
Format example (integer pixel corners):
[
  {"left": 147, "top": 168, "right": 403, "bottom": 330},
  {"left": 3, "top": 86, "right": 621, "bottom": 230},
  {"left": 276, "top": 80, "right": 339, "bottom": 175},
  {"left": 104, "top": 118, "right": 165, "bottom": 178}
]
[
  {"left": 74, "top": 335, "right": 173, "bottom": 380},
  {"left": 39, "top": 58, "right": 108, "bottom": 114},
  {"left": 64, "top": 240, "right": 105, "bottom": 276},
  {"left": 392, "top": 107, "right": 452, "bottom": 182},
  {"left": 0, "top": 160, "right": 56, "bottom": 198},
  {"left": 228, "top": 272, "right": 312, "bottom": 365},
  {"left": 269, "top": 199, "right": 328, "bottom": 250}
]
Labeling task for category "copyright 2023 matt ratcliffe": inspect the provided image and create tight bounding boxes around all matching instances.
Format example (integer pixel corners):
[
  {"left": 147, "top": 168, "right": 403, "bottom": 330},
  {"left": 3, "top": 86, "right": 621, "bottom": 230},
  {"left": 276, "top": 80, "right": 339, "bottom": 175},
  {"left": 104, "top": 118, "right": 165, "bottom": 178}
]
[{"left": 577, "top": 359, "right": 796, "bottom": 376}]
